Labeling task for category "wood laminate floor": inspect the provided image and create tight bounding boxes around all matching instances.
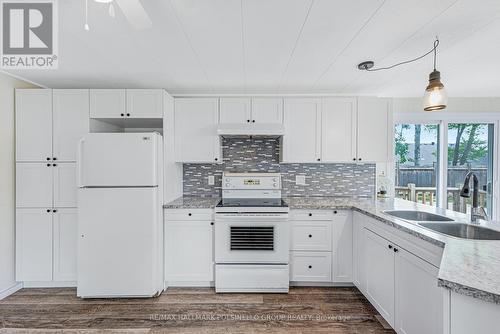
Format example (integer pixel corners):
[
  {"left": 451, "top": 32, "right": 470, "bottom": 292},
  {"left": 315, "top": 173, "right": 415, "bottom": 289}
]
[{"left": 0, "top": 287, "right": 395, "bottom": 333}]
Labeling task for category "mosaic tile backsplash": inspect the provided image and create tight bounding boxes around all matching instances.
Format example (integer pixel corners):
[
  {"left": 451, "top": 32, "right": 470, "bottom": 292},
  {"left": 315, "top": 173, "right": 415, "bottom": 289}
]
[{"left": 183, "top": 137, "right": 375, "bottom": 197}]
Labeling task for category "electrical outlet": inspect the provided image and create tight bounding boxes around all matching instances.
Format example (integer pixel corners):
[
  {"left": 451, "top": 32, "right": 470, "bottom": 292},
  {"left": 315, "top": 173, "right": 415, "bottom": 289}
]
[
  {"left": 208, "top": 175, "right": 215, "bottom": 185},
  {"left": 295, "top": 175, "right": 306, "bottom": 186}
]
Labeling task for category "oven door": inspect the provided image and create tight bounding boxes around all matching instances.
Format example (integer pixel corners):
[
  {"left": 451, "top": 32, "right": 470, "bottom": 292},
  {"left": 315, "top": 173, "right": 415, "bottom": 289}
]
[{"left": 215, "top": 213, "right": 289, "bottom": 264}]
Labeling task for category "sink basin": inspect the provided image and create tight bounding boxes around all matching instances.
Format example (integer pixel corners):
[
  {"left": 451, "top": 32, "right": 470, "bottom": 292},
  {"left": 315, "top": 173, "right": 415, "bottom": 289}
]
[
  {"left": 418, "top": 222, "right": 500, "bottom": 240},
  {"left": 383, "top": 210, "right": 454, "bottom": 222}
]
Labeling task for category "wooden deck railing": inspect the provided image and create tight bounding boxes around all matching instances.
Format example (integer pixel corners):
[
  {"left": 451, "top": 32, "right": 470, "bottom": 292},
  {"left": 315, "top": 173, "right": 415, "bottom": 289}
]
[{"left": 395, "top": 183, "right": 487, "bottom": 212}]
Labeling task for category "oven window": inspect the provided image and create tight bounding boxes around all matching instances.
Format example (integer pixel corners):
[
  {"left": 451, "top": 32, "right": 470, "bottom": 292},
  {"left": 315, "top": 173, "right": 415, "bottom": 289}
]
[{"left": 230, "top": 226, "right": 274, "bottom": 251}]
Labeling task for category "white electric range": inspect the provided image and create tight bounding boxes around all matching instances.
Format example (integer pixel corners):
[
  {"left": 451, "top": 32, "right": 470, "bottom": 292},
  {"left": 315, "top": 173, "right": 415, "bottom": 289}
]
[{"left": 214, "top": 172, "right": 290, "bottom": 293}]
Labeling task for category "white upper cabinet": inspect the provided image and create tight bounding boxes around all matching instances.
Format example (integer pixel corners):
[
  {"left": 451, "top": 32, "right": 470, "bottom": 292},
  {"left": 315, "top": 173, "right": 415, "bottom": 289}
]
[
  {"left": 53, "top": 163, "right": 77, "bottom": 208},
  {"left": 174, "top": 98, "right": 220, "bottom": 163},
  {"left": 126, "top": 89, "right": 163, "bottom": 118},
  {"left": 16, "top": 163, "right": 53, "bottom": 208},
  {"left": 321, "top": 98, "right": 356, "bottom": 162},
  {"left": 356, "top": 97, "right": 392, "bottom": 162},
  {"left": 282, "top": 98, "right": 321, "bottom": 163},
  {"left": 251, "top": 98, "right": 283, "bottom": 124},
  {"left": 53, "top": 89, "right": 89, "bottom": 162},
  {"left": 219, "top": 97, "right": 251, "bottom": 124},
  {"left": 90, "top": 89, "right": 126, "bottom": 119},
  {"left": 16, "top": 89, "right": 52, "bottom": 162}
]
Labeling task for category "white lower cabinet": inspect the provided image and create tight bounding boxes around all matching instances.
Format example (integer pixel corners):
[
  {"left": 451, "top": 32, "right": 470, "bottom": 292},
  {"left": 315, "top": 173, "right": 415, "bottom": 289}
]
[
  {"left": 16, "top": 209, "right": 53, "bottom": 281},
  {"left": 395, "top": 246, "right": 444, "bottom": 334},
  {"left": 332, "top": 210, "right": 353, "bottom": 283},
  {"left": 362, "top": 225, "right": 446, "bottom": 333},
  {"left": 53, "top": 209, "right": 78, "bottom": 281},
  {"left": 16, "top": 208, "right": 78, "bottom": 283},
  {"left": 352, "top": 211, "right": 366, "bottom": 291},
  {"left": 364, "top": 228, "right": 396, "bottom": 327},
  {"left": 290, "top": 251, "right": 332, "bottom": 282},
  {"left": 165, "top": 210, "right": 214, "bottom": 284}
]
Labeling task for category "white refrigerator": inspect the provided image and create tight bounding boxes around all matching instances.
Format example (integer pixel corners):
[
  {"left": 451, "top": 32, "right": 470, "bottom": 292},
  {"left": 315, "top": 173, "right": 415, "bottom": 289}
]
[{"left": 77, "top": 132, "right": 164, "bottom": 298}]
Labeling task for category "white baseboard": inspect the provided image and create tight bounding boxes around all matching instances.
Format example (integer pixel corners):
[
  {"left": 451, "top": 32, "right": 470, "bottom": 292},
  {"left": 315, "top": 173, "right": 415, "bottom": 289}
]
[
  {"left": 290, "top": 282, "right": 354, "bottom": 287},
  {"left": 0, "top": 282, "right": 23, "bottom": 300},
  {"left": 166, "top": 281, "right": 214, "bottom": 287},
  {"left": 22, "top": 281, "right": 76, "bottom": 288}
]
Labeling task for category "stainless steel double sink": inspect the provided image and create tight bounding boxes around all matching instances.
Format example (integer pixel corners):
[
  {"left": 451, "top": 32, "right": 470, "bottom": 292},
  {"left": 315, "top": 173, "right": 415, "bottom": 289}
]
[{"left": 383, "top": 210, "right": 500, "bottom": 240}]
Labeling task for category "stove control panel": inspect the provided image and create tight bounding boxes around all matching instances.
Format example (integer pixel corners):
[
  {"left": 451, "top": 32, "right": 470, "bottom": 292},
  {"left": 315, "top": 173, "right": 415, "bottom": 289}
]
[{"left": 222, "top": 173, "right": 281, "bottom": 190}]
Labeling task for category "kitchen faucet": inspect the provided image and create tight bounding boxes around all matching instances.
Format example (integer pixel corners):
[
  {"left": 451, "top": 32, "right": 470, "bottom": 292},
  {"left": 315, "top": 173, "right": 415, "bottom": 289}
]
[{"left": 460, "top": 171, "right": 488, "bottom": 223}]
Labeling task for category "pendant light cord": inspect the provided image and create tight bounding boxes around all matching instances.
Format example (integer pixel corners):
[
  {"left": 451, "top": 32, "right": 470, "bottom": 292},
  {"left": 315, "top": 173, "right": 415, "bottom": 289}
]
[{"left": 364, "top": 38, "right": 439, "bottom": 72}]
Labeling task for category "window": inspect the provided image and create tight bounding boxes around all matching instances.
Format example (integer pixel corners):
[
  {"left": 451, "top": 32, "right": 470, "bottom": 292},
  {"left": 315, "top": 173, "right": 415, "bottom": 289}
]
[
  {"left": 446, "top": 123, "right": 494, "bottom": 215},
  {"left": 394, "top": 121, "right": 496, "bottom": 218},
  {"left": 394, "top": 124, "right": 439, "bottom": 206}
]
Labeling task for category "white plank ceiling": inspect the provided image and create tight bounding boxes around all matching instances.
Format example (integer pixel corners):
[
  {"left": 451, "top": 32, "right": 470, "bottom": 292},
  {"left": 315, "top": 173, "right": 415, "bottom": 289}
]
[{"left": 5, "top": 0, "right": 500, "bottom": 96}]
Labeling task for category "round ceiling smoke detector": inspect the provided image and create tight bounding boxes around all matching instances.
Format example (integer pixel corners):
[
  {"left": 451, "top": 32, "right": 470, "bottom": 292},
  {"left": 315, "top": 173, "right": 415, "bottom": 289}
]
[{"left": 357, "top": 61, "right": 375, "bottom": 71}]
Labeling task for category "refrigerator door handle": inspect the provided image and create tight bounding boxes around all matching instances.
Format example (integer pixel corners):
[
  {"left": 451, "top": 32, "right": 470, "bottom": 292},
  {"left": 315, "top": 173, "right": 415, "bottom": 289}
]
[{"left": 77, "top": 138, "right": 85, "bottom": 188}]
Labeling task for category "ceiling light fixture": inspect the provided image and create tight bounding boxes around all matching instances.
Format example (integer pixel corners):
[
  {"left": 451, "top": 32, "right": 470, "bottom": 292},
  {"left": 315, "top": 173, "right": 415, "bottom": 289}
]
[{"left": 357, "top": 38, "right": 447, "bottom": 112}]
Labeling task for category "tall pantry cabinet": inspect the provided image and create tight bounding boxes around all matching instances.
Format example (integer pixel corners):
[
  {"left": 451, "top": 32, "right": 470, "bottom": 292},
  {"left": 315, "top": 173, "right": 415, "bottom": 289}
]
[{"left": 15, "top": 89, "right": 89, "bottom": 285}]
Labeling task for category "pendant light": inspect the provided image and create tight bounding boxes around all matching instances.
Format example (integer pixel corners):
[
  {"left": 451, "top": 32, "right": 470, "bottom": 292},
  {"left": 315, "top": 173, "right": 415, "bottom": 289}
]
[
  {"left": 357, "top": 38, "right": 447, "bottom": 111},
  {"left": 423, "top": 40, "right": 447, "bottom": 111}
]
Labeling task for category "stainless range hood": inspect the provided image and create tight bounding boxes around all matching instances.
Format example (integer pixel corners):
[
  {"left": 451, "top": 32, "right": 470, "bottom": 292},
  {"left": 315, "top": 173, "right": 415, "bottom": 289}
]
[{"left": 217, "top": 123, "right": 284, "bottom": 137}]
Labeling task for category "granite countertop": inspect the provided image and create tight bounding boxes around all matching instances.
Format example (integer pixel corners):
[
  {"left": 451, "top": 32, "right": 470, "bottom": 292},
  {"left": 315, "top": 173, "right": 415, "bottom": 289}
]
[
  {"left": 165, "top": 196, "right": 500, "bottom": 304},
  {"left": 163, "top": 196, "right": 220, "bottom": 209}
]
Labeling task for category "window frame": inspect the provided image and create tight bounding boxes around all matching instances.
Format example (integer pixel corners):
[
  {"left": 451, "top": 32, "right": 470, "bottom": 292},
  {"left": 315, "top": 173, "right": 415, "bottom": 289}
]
[{"left": 394, "top": 112, "right": 499, "bottom": 220}]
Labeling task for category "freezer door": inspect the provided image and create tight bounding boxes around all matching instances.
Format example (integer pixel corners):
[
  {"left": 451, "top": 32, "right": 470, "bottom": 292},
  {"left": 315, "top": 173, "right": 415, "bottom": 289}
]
[
  {"left": 77, "top": 187, "right": 162, "bottom": 298},
  {"left": 78, "top": 132, "right": 160, "bottom": 187}
]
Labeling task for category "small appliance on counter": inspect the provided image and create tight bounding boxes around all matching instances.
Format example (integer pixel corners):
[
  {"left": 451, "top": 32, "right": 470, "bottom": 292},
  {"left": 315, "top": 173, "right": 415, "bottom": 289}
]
[
  {"left": 214, "top": 172, "right": 289, "bottom": 293},
  {"left": 77, "top": 132, "right": 164, "bottom": 298}
]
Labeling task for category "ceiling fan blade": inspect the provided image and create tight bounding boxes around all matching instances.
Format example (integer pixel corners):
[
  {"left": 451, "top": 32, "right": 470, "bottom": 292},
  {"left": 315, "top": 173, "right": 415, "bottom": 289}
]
[{"left": 115, "top": 0, "right": 152, "bottom": 30}]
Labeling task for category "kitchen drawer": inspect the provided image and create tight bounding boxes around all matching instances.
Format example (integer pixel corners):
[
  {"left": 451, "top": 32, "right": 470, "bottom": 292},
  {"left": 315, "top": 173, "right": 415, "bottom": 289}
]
[
  {"left": 290, "top": 221, "right": 332, "bottom": 251},
  {"left": 164, "top": 209, "right": 213, "bottom": 221},
  {"left": 290, "top": 210, "right": 334, "bottom": 221},
  {"left": 290, "top": 251, "right": 332, "bottom": 282}
]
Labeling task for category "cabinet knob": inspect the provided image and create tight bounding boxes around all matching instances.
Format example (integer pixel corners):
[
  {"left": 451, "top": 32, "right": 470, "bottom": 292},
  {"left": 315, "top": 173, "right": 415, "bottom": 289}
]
[
  {"left": 252, "top": 120, "right": 255, "bottom": 123},
  {"left": 308, "top": 213, "right": 312, "bottom": 217},
  {"left": 352, "top": 158, "right": 356, "bottom": 161},
  {"left": 388, "top": 245, "right": 393, "bottom": 249},
  {"left": 317, "top": 158, "right": 320, "bottom": 162},
  {"left": 52, "top": 209, "right": 57, "bottom": 213},
  {"left": 121, "top": 113, "right": 124, "bottom": 116},
  {"left": 53, "top": 157, "right": 57, "bottom": 161},
  {"left": 214, "top": 158, "right": 218, "bottom": 161},
  {"left": 52, "top": 163, "right": 57, "bottom": 167},
  {"left": 188, "top": 213, "right": 192, "bottom": 216},
  {"left": 394, "top": 248, "right": 399, "bottom": 253},
  {"left": 126, "top": 113, "right": 130, "bottom": 117},
  {"left": 46, "top": 209, "right": 51, "bottom": 213},
  {"left": 308, "top": 265, "right": 312, "bottom": 269},
  {"left": 46, "top": 157, "right": 50, "bottom": 161},
  {"left": 46, "top": 163, "right": 51, "bottom": 167},
  {"left": 308, "top": 234, "right": 312, "bottom": 238},
  {"left": 333, "top": 210, "right": 338, "bottom": 214},
  {"left": 358, "top": 158, "right": 362, "bottom": 161},
  {"left": 247, "top": 119, "right": 250, "bottom": 123},
  {"left": 210, "top": 222, "right": 214, "bottom": 226}
]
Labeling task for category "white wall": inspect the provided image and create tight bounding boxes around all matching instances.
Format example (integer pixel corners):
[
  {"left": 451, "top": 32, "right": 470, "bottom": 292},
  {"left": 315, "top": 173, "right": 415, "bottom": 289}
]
[{"left": 0, "top": 72, "right": 38, "bottom": 293}]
